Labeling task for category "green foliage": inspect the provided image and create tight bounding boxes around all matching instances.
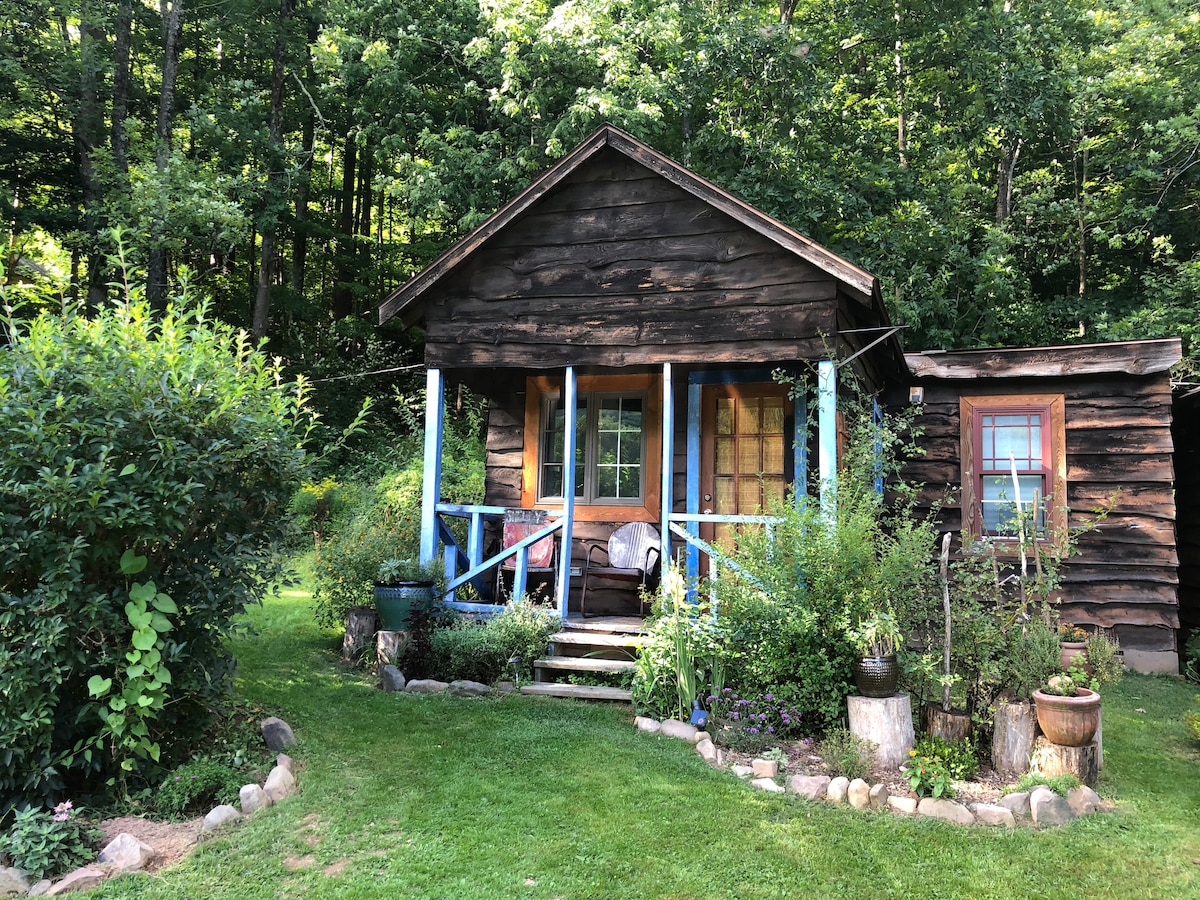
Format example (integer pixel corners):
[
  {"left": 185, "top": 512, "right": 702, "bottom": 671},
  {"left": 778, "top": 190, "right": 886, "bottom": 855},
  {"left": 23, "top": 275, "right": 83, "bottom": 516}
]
[
  {"left": 817, "top": 728, "right": 878, "bottom": 782},
  {"left": 0, "top": 290, "right": 313, "bottom": 809},
  {"left": 151, "top": 759, "right": 245, "bottom": 821},
  {"left": 1182, "top": 633, "right": 1200, "bottom": 684},
  {"left": 903, "top": 751, "right": 955, "bottom": 799},
  {"left": 424, "top": 603, "right": 559, "bottom": 684},
  {"left": 911, "top": 735, "right": 978, "bottom": 782},
  {"left": 1185, "top": 703, "right": 1200, "bottom": 746},
  {"left": 1005, "top": 772, "right": 1082, "bottom": 798},
  {"left": 0, "top": 802, "right": 99, "bottom": 880},
  {"left": 1085, "top": 628, "right": 1124, "bottom": 691},
  {"left": 705, "top": 689, "right": 803, "bottom": 755}
]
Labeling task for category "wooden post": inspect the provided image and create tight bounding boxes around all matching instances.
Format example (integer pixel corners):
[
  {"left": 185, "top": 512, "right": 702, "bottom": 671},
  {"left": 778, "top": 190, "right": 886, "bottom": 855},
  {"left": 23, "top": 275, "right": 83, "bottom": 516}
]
[
  {"left": 685, "top": 377, "right": 702, "bottom": 583},
  {"left": 420, "top": 367, "right": 444, "bottom": 566},
  {"left": 848, "top": 693, "right": 914, "bottom": 770},
  {"left": 1030, "top": 737, "right": 1099, "bottom": 787},
  {"left": 992, "top": 699, "right": 1038, "bottom": 777},
  {"left": 343, "top": 607, "right": 379, "bottom": 663},
  {"left": 555, "top": 365, "right": 577, "bottom": 618},
  {"left": 660, "top": 362, "right": 673, "bottom": 566},
  {"left": 818, "top": 360, "right": 836, "bottom": 521},
  {"left": 376, "top": 630, "right": 409, "bottom": 672},
  {"left": 921, "top": 703, "right": 972, "bottom": 744},
  {"left": 793, "top": 380, "right": 807, "bottom": 508}
]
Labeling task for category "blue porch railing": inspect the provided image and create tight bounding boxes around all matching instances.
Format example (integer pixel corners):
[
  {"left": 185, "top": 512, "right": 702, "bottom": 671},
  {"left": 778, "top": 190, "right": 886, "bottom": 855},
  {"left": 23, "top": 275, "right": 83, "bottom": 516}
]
[
  {"left": 434, "top": 503, "right": 566, "bottom": 616},
  {"left": 667, "top": 512, "right": 783, "bottom": 600}
]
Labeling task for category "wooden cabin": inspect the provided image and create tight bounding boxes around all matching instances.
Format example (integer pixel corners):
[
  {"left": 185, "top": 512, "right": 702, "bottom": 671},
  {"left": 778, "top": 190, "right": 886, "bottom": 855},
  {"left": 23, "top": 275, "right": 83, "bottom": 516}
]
[{"left": 378, "top": 124, "right": 1185, "bottom": 674}]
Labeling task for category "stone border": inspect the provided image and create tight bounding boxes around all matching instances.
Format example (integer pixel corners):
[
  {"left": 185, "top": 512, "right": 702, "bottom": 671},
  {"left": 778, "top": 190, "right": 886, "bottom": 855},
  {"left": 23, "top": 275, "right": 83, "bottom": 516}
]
[{"left": 635, "top": 716, "right": 1106, "bottom": 829}]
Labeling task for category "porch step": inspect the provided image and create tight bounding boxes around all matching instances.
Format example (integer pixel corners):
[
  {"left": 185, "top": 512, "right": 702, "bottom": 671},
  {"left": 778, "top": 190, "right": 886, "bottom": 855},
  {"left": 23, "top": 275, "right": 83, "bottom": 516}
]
[
  {"left": 520, "top": 683, "right": 633, "bottom": 702},
  {"left": 562, "top": 614, "right": 646, "bottom": 635},
  {"left": 548, "top": 630, "right": 647, "bottom": 649},
  {"left": 533, "top": 656, "right": 637, "bottom": 675}
]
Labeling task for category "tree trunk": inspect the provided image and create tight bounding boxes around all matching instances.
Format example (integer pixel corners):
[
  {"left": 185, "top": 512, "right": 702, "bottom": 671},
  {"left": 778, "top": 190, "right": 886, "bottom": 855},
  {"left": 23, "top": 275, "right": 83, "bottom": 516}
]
[
  {"left": 290, "top": 29, "right": 318, "bottom": 299},
  {"left": 331, "top": 130, "right": 357, "bottom": 319},
  {"left": 73, "top": 2, "right": 108, "bottom": 309},
  {"left": 995, "top": 139, "right": 1021, "bottom": 224},
  {"left": 148, "top": 0, "right": 184, "bottom": 313},
  {"left": 252, "top": 0, "right": 294, "bottom": 342},
  {"left": 111, "top": 0, "right": 132, "bottom": 176},
  {"left": 992, "top": 699, "right": 1037, "bottom": 776}
]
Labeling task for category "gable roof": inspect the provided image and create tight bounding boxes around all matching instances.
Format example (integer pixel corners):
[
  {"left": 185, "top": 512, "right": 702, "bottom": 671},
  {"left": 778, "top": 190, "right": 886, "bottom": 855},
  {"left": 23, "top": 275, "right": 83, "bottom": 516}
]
[{"left": 378, "top": 124, "right": 883, "bottom": 327}]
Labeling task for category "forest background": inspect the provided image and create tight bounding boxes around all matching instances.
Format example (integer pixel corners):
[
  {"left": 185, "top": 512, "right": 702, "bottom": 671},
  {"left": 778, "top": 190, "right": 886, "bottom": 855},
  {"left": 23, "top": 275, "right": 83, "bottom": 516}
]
[{"left": 4, "top": 0, "right": 1199, "bottom": 434}]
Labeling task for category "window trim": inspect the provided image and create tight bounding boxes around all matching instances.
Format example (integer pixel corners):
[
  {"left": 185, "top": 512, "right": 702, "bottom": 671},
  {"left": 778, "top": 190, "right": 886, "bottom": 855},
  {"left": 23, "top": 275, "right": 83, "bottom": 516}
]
[
  {"left": 960, "top": 394, "right": 1066, "bottom": 545},
  {"left": 523, "top": 374, "right": 662, "bottom": 523}
]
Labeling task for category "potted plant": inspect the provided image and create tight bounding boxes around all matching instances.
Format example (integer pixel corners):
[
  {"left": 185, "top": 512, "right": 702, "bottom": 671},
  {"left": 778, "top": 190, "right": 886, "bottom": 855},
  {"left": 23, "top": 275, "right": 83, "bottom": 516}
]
[
  {"left": 846, "top": 611, "right": 903, "bottom": 698},
  {"left": 1032, "top": 670, "right": 1101, "bottom": 747},
  {"left": 373, "top": 558, "right": 440, "bottom": 631},
  {"left": 1059, "top": 623, "right": 1089, "bottom": 670}
]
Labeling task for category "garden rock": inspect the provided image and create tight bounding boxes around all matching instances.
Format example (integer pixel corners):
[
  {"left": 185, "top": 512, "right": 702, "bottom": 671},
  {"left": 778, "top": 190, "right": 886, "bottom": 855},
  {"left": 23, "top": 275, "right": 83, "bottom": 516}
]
[
  {"left": 97, "top": 833, "right": 156, "bottom": 871},
  {"left": 694, "top": 731, "right": 710, "bottom": 744},
  {"left": 448, "top": 680, "right": 491, "bottom": 697},
  {"left": 0, "top": 867, "right": 30, "bottom": 895},
  {"left": 405, "top": 679, "right": 449, "bottom": 694},
  {"left": 379, "top": 666, "right": 406, "bottom": 692},
  {"left": 998, "top": 791, "right": 1031, "bottom": 820},
  {"left": 788, "top": 775, "right": 830, "bottom": 800},
  {"left": 46, "top": 866, "right": 105, "bottom": 896},
  {"left": 827, "top": 776, "right": 850, "bottom": 805},
  {"left": 28, "top": 880, "right": 52, "bottom": 896},
  {"left": 1029, "top": 787, "right": 1075, "bottom": 827},
  {"left": 659, "top": 720, "right": 698, "bottom": 742},
  {"left": 868, "top": 783, "right": 890, "bottom": 809},
  {"left": 751, "top": 777, "right": 784, "bottom": 793},
  {"left": 276, "top": 753, "right": 295, "bottom": 773},
  {"left": 202, "top": 805, "right": 242, "bottom": 833},
  {"left": 264, "top": 764, "right": 296, "bottom": 802},
  {"left": 260, "top": 717, "right": 296, "bottom": 751},
  {"left": 917, "top": 798, "right": 975, "bottom": 825},
  {"left": 847, "top": 778, "right": 871, "bottom": 809},
  {"left": 635, "top": 716, "right": 661, "bottom": 733},
  {"left": 970, "top": 804, "right": 1017, "bottom": 828},
  {"left": 731, "top": 765, "right": 754, "bottom": 778},
  {"left": 887, "top": 796, "right": 917, "bottom": 814},
  {"left": 695, "top": 738, "right": 718, "bottom": 764},
  {"left": 752, "top": 759, "right": 779, "bottom": 778},
  {"left": 1067, "top": 785, "right": 1101, "bottom": 816},
  {"left": 240, "top": 783, "right": 272, "bottom": 814}
]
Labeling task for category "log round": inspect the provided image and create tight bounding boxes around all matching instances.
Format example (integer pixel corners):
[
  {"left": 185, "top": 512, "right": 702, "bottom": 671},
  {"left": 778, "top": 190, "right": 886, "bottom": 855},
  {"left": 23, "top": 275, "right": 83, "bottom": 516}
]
[
  {"left": 848, "top": 693, "right": 915, "bottom": 771},
  {"left": 992, "top": 699, "right": 1037, "bottom": 777},
  {"left": 920, "top": 703, "right": 972, "bottom": 745},
  {"left": 1030, "top": 736, "right": 1099, "bottom": 787},
  {"left": 376, "top": 630, "right": 409, "bottom": 672},
  {"left": 343, "top": 606, "right": 379, "bottom": 662}
]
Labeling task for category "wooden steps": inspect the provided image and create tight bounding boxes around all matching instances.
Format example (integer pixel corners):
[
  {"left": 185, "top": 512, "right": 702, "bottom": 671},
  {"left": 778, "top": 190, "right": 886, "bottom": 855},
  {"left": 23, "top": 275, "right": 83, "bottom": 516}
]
[
  {"left": 519, "top": 683, "right": 633, "bottom": 701},
  {"left": 526, "top": 616, "right": 646, "bottom": 703}
]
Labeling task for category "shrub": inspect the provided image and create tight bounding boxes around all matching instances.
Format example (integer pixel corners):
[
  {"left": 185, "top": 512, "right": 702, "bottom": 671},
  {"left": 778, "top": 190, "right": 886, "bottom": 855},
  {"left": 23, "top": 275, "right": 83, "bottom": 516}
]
[
  {"left": 0, "top": 293, "right": 313, "bottom": 809},
  {"left": 705, "top": 689, "right": 803, "bottom": 754},
  {"left": 903, "top": 751, "right": 955, "bottom": 798},
  {"left": 817, "top": 728, "right": 878, "bottom": 781},
  {"left": 1086, "top": 628, "right": 1124, "bottom": 691},
  {"left": 0, "top": 802, "right": 99, "bottom": 880},
  {"left": 152, "top": 759, "right": 245, "bottom": 820},
  {"left": 424, "top": 602, "right": 559, "bottom": 683},
  {"left": 1005, "top": 773, "right": 1081, "bottom": 797},
  {"left": 911, "top": 734, "right": 978, "bottom": 781}
]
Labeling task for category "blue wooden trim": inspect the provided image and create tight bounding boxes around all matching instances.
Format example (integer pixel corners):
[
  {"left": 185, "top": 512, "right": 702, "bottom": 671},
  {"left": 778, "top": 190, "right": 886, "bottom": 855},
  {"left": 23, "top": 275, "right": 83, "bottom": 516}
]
[
  {"left": 420, "top": 368, "right": 445, "bottom": 565},
  {"left": 685, "top": 379, "right": 702, "bottom": 581},
  {"left": 445, "top": 520, "right": 564, "bottom": 593},
  {"left": 436, "top": 502, "right": 509, "bottom": 516},
  {"left": 660, "top": 363, "right": 673, "bottom": 567},
  {"left": 555, "top": 366, "right": 577, "bottom": 618},
  {"left": 666, "top": 522, "right": 764, "bottom": 589},
  {"left": 872, "top": 398, "right": 884, "bottom": 495},
  {"left": 441, "top": 600, "right": 505, "bottom": 615},
  {"left": 670, "top": 513, "right": 782, "bottom": 524},
  {"left": 818, "top": 360, "right": 837, "bottom": 521},
  {"left": 794, "top": 381, "right": 808, "bottom": 508}
]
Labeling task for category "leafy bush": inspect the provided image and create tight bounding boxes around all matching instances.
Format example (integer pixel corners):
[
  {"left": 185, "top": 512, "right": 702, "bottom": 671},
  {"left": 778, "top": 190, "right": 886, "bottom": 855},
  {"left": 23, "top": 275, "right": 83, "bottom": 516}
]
[
  {"left": 152, "top": 759, "right": 245, "bottom": 820},
  {"left": 817, "top": 727, "right": 878, "bottom": 781},
  {"left": 1184, "top": 709, "right": 1200, "bottom": 745},
  {"left": 1005, "top": 773, "right": 1081, "bottom": 797},
  {"left": 0, "top": 802, "right": 99, "bottom": 879},
  {"left": 705, "top": 689, "right": 802, "bottom": 754},
  {"left": 903, "top": 750, "right": 955, "bottom": 798},
  {"left": 424, "top": 602, "right": 559, "bottom": 683},
  {"left": 0, "top": 294, "right": 313, "bottom": 809},
  {"left": 1085, "top": 628, "right": 1124, "bottom": 691},
  {"left": 911, "top": 734, "right": 978, "bottom": 781}
]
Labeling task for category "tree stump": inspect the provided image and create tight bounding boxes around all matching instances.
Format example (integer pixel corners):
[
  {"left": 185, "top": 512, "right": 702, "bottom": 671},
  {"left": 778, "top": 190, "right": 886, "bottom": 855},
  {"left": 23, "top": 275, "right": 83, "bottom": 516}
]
[
  {"left": 848, "top": 693, "right": 914, "bottom": 770},
  {"left": 992, "top": 699, "right": 1037, "bottom": 777},
  {"left": 921, "top": 703, "right": 972, "bottom": 744},
  {"left": 376, "top": 630, "right": 409, "bottom": 672},
  {"left": 1029, "top": 737, "right": 1099, "bottom": 786},
  {"left": 343, "top": 607, "right": 379, "bottom": 663}
]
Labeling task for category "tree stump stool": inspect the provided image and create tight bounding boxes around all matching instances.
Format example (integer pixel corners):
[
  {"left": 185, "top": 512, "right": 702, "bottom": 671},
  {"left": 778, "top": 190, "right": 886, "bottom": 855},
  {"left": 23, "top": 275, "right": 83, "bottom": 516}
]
[
  {"left": 1030, "top": 737, "right": 1099, "bottom": 786},
  {"left": 376, "top": 630, "right": 409, "bottom": 672},
  {"left": 343, "top": 606, "right": 379, "bottom": 663},
  {"left": 992, "top": 699, "right": 1038, "bottom": 777},
  {"left": 848, "top": 693, "right": 914, "bottom": 770}
]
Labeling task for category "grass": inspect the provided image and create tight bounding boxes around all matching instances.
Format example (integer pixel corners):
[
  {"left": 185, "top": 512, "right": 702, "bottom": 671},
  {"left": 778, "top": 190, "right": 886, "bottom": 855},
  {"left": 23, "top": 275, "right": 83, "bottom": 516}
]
[{"left": 91, "top": 578, "right": 1200, "bottom": 899}]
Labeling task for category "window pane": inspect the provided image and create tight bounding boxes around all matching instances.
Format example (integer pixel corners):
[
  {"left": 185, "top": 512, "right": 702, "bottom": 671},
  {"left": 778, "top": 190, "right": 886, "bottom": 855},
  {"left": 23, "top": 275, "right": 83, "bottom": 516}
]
[
  {"left": 618, "top": 465, "right": 639, "bottom": 498},
  {"left": 540, "top": 396, "right": 587, "bottom": 499},
  {"left": 737, "top": 440, "right": 760, "bottom": 475},
  {"left": 596, "top": 465, "right": 617, "bottom": 498},
  {"left": 762, "top": 398, "right": 785, "bottom": 433},
  {"left": 981, "top": 474, "right": 1046, "bottom": 533},
  {"left": 737, "top": 399, "right": 760, "bottom": 434},
  {"left": 981, "top": 411, "right": 1043, "bottom": 472},
  {"left": 762, "top": 435, "right": 784, "bottom": 474},
  {"left": 716, "top": 398, "right": 734, "bottom": 435},
  {"left": 716, "top": 436, "right": 734, "bottom": 473}
]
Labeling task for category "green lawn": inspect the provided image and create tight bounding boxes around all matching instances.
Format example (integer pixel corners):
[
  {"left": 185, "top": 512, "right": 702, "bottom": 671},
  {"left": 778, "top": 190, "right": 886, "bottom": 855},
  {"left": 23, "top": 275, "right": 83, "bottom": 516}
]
[{"left": 92, "top": 582, "right": 1200, "bottom": 900}]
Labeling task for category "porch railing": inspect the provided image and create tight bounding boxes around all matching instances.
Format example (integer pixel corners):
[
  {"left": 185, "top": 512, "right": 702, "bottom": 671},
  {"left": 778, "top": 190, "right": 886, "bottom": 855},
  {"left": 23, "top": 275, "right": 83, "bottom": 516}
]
[
  {"left": 434, "top": 503, "right": 566, "bottom": 616},
  {"left": 667, "top": 512, "right": 783, "bottom": 600}
]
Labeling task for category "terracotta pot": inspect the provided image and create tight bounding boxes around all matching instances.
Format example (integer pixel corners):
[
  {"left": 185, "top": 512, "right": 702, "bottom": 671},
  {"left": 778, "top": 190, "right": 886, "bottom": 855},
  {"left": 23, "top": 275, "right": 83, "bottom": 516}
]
[
  {"left": 1032, "top": 687, "right": 1100, "bottom": 747},
  {"left": 852, "top": 655, "right": 900, "bottom": 698},
  {"left": 1059, "top": 640, "right": 1087, "bottom": 670}
]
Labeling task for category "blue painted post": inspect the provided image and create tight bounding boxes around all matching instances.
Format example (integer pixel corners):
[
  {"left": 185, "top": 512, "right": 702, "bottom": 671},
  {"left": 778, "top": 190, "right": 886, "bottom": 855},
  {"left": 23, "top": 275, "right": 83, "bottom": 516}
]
[
  {"left": 817, "top": 360, "right": 837, "bottom": 521},
  {"left": 555, "top": 366, "right": 577, "bottom": 619},
  {"left": 793, "top": 381, "right": 807, "bottom": 508},
  {"left": 420, "top": 367, "right": 445, "bottom": 566},
  {"left": 660, "top": 363, "right": 673, "bottom": 569},
  {"left": 685, "top": 378, "right": 702, "bottom": 584},
  {"left": 872, "top": 398, "right": 884, "bottom": 495}
]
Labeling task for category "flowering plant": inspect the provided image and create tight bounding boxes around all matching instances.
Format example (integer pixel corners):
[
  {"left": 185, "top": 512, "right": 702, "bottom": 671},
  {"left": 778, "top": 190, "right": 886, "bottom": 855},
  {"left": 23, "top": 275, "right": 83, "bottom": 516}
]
[
  {"left": 1059, "top": 623, "right": 1088, "bottom": 642},
  {"left": 903, "top": 750, "right": 956, "bottom": 798},
  {"left": 706, "top": 689, "right": 802, "bottom": 753},
  {"left": 0, "top": 802, "right": 98, "bottom": 879}
]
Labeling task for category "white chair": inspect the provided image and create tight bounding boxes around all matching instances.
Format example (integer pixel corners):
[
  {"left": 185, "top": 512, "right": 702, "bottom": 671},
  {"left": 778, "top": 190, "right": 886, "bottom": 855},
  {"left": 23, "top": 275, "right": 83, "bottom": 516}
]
[{"left": 579, "top": 522, "right": 661, "bottom": 617}]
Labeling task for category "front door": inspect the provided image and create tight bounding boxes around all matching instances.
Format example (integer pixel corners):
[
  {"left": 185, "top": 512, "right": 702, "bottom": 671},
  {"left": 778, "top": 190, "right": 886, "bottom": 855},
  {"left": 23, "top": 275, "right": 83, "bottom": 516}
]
[{"left": 699, "top": 383, "right": 794, "bottom": 551}]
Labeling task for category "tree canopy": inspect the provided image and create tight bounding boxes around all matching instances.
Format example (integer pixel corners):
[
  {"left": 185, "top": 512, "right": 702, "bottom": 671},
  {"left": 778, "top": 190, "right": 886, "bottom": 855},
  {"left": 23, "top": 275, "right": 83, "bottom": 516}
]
[{"left": 3, "top": 0, "right": 1197, "bottom": 371}]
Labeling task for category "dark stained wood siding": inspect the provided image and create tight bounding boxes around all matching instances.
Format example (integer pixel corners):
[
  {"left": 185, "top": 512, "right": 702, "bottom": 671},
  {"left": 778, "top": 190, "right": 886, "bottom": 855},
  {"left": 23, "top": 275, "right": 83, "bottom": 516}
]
[
  {"left": 1173, "top": 392, "right": 1200, "bottom": 646},
  {"left": 891, "top": 366, "right": 1179, "bottom": 653},
  {"left": 422, "top": 149, "right": 843, "bottom": 370}
]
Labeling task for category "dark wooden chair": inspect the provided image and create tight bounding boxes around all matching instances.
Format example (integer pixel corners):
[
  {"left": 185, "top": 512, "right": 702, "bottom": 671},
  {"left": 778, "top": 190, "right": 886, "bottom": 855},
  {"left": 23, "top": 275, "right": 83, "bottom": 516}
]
[
  {"left": 579, "top": 522, "right": 661, "bottom": 617},
  {"left": 497, "top": 508, "right": 556, "bottom": 601}
]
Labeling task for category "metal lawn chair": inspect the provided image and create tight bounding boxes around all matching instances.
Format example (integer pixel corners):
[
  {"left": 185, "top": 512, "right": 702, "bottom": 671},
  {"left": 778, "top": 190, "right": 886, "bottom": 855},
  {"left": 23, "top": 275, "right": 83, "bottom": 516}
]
[{"left": 579, "top": 522, "right": 661, "bottom": 617}]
